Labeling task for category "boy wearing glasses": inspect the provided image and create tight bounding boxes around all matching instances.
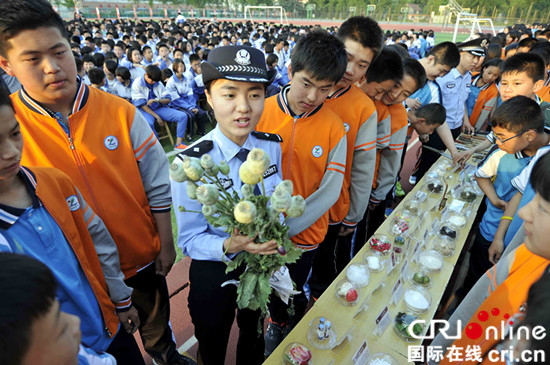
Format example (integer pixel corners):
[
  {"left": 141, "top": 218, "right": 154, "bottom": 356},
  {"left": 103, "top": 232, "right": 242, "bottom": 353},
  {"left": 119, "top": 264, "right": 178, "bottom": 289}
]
[{"left": 457, "top": 96, "right": 550, "bottom": 299}]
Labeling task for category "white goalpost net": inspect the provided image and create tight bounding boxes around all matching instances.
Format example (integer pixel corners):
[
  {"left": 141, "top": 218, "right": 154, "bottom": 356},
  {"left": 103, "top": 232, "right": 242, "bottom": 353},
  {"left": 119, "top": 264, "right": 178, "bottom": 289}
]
[{"left": 244, "top": 6, "right": 289, "bottom": 25}]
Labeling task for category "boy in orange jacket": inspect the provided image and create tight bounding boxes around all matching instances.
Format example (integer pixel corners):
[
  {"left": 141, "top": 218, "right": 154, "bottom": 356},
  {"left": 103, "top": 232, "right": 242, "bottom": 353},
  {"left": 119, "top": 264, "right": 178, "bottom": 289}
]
[{"left": 256, "top": 30, "right": 348, "bottom": 356}]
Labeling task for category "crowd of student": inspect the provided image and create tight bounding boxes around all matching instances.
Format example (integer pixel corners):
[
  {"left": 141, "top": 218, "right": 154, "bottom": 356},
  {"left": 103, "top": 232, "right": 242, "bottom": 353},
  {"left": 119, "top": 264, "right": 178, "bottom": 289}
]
[{"left": 1, "top": 0, "right": 550, "bottom": 364}]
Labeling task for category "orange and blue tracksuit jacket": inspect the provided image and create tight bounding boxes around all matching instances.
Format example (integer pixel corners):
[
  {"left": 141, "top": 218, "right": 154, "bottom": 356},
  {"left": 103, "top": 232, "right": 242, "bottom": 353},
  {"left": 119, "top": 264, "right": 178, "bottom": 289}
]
[
  {"left": 469, "top": 73, "right": 499, "bottom": 130},
  {"left": 325, "top": 84, "right": 378, "bottom": 228},
  {"left": 432, "top": 244, "right": 549, "bottom": 365},
  {"left": 371, "top": 103, "right": 409, "bottom": 203},
  {"left": 12, "top": 80, "right": 171, "bottom": 278},
  {"left": 0, "top": 166, "right": 127, "bottom": 348},
  {"left": 257, "top": 84, "right": 347, "bottom": 250}
]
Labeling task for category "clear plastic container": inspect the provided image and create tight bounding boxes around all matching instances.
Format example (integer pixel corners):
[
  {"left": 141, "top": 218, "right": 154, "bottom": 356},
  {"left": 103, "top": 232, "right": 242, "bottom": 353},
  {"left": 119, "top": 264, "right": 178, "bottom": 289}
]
[
  {"left": 390, "top": 209, "right": 414, "bottom": 235},
  {"left": 369, "top": 234, "right": 392, "bottom": 255},
  {"left": 363, "top": 251, "right": 385, "bottom": 273},
  {"left": 335, "top": 279, "right": 360, "bottom": 306},
  {"left": 418, "top": 250, "right": 444, "bottom": 273},
  {"left": 367, "top": 352, "right": 400, "bottom": 365},
  {"left": 282, "top": 342, "right": 313, "bottom": 364},
  {"left": 409, "top": 269, "right": 432, "bottom": 288},
  {"left": 433, "top": 234, "right": 456, "bottom": 257},
  {"left": 394, "top": 312, "right": 425, "bottom": 342},
  {"left": 424, "top": 176, "right": 445, "bottom": 195},
  {"left": 307, "top": 317, "right": 336, "bottom": 350},
  {"left": 446, "top": 213, "right": 467, "bottom": 229},
  {"left": 404, "top": 286, "right": 432, "bottom": 314},
  {"left": 346, "top": 263, "right": 370, "bottom": 288},
  {"left": 403, "top": 199, "right": 422, "bottom": 215}
]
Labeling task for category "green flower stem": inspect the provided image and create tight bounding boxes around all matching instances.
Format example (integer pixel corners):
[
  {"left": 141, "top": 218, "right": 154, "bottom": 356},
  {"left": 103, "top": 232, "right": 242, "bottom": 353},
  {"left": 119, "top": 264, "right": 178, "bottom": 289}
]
[
  {"left": 222, "top": 228, "right": 234, "bottom": 259},
  {"left": 260, "top": 176, "right": 266, "bottom": 196}
]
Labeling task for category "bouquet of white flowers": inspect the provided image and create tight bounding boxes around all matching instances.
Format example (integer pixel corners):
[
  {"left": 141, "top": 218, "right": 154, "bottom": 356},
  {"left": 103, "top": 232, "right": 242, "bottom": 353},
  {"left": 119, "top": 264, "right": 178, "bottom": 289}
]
[{"left": 170, "top": 148, "right": 305, "bottom": 316}]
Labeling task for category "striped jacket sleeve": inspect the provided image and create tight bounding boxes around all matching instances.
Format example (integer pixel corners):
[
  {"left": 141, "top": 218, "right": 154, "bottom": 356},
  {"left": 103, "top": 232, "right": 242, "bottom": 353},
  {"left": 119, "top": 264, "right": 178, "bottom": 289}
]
[
  {"left": 344, "top": 112, "right": 377, "bottom": 226},
  {"left": 287, "top": 134, "right": 347, "bottom": 237},
  {"left": 376, "top": 112, "right": 391, "bottom": 150},
  {"left": 77, "top": 187, "right": 133, "bottom": 308},
  {"left": 370, "top": 125, "right": 408, "bottom": 202},
  {"left": 130, "top": 109, "right": 172, "bottom": 213}
]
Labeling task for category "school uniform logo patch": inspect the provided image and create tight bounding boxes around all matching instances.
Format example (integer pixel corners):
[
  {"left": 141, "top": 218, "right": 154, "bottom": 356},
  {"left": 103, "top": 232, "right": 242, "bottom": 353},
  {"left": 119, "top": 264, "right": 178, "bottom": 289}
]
[
  {"left": 312, "top": 145, "right": 323, "bottom": 158},
  {"left": 344, "top": 123, "right": 350, "bottom": 133},
  {"left": 104, "top": 136, "right": 119, "bottom": 150},
  {"left": 446, "top": 83, "right": 456, "bottom": 89},
  {"left": 66, "top": 195, "right": 80, "bottom": 211}
]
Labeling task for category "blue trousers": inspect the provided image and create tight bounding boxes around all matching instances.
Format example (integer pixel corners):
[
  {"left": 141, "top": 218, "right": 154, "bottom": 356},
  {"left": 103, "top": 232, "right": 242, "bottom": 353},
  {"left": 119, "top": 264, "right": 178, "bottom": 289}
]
[{"left": 140, "top": 106, "right": 189, "bottom": 139}]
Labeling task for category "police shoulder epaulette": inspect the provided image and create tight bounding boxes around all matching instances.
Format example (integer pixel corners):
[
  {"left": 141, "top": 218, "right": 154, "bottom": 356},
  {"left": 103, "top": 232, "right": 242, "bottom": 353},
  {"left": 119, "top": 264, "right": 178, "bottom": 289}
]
[
  {"left": 251, "top": 131, "right": 283, "bottom": 143},
  {"left": 176, "top": 140, "right": 214, "bottom": 159}
]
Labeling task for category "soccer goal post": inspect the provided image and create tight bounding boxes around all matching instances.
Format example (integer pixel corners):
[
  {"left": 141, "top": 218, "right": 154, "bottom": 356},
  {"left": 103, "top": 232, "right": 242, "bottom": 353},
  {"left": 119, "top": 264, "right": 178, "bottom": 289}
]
[{"left": 244, "top": 6, "right": 289, "bottom": 25}]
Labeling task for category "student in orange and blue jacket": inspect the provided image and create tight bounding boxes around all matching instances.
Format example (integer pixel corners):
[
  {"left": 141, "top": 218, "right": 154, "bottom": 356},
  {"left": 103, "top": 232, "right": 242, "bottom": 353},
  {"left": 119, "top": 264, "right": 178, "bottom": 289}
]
[{"left": 256, "top": 30, "right": 348, "bottom": 356}]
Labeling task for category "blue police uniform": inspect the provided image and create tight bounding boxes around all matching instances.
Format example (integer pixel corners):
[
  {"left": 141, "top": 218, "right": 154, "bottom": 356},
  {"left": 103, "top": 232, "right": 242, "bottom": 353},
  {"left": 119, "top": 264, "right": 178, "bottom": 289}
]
[
  {"left": 171, "top": 126, "right": 282, "bottom": 364},
  {"left": 436, "top": 68, "right": 471, "bottom": 130}
]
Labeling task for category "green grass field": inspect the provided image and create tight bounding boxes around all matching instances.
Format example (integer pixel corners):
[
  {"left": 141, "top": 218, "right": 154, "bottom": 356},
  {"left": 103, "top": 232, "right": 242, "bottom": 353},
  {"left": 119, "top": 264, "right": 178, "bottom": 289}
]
[{"left": 435, "top": 32, "right": 470, "bottom": 44}]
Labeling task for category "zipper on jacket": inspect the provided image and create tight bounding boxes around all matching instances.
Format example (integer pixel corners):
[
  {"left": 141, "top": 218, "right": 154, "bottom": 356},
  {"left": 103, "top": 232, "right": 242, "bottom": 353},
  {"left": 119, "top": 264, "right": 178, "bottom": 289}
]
[
  {"left": 286, "top": 116, "right": 299, "bottom": 178},
  {"left": 62, "top": 115, "right": 102, "bottom": 214}
]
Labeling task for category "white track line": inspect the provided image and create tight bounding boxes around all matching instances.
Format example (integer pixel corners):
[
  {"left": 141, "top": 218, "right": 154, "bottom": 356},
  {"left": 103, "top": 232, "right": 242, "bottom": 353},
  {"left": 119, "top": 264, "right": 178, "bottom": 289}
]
[
  {"left": 407, "top": 137, "right": 420, "bottom": 151},
  {"left": 178, "top": 335, "right": 198, "bottom": 354}
]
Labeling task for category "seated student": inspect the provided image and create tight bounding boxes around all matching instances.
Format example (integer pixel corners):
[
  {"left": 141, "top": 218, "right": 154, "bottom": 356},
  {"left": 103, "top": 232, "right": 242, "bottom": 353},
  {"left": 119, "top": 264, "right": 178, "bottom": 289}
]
[
  {"left": 75, "top": 57, "right": 87, "bottom": 85},
  {"left": 309, "top": 16, "right": 383, "bottom": 299},
  {"left": 186, "top": 53, "right": 205, "bottom": 103},
  {"left": 126, "top": 47, "right": 146, "bottom": 80},
  {"left": 114, "top": 66, "right": 132, "bottom": 101},
  {"left": 257, "top": 30, "right": 348, "bottom": 355},
  {"left": 154, "top": 43, "right": 172, "bottom": 70},
  {"left": 102, "top": 60, "right": 120, "bottom": 95},
  {"left": 131, "top": 64, "right": 190, "bottom": 146},
  {"left": 141, "top": 45, "right": 154, "bottom": 67},
  {"left": 161, "top": 68, "right": 173, "bottom": 86},
  {"left": 0, "top": 88, "right": 143, "bottom": 364},
  {"left": 172, "top": 45, "right": 281, "bottom": 365},
  {"left": 166, "top": 59, "right": 207, "bottom": 145},
  {"left": 458, "top": 96, "right": 550, "bottom": 299},
  {"left": 466, "top": 58, "right": 502, "bottom": 130},
  {"left": 88, "top": 68, "right": 106, "bottom": 91},
  {"left": 362, "top": 58, "right": 431, "bottom": 240},
  {"left": 431, "top": 151, "right": 550, "bottom": 365},
  {"left": 113, "top": 41, "right": 132, "bottom": 69},
  {"left": 81, "top": 54, "right": 95, "bottom": 85},
  {"left": 404, "top": 41, "right": 461, "bottom": 184},
  {"left": 0, "top": 252, "right": 118, "bottom": 365}
]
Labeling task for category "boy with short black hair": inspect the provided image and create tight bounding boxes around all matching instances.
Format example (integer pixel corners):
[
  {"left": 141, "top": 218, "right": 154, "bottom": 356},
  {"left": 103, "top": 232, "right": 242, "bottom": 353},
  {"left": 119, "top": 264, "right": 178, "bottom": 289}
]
[
  {"left": 309, "top": 16, "right": 383, "bottom": 299},
  {"left": 257, "top": 30, "right": 348, "bottom": 355},
  {"left": 88, "top": 67, "right": 106, "bottom": 90},
  {"left": 0, "top": 252, "right": 118, "bottom": 365},
  {"left": 458, "top": 96, "right": 550, "bottom": 298},
  {"left": 186, "top": 53, "right": 205, "bottom": 103},
  {"left": 0, "top": 1, "right": 193, "bottom": 364},
  {"left": 361, "top": 58, "right": 430, "bottom": 240},
  {"left": 405, "top": 41, "right": 462, "bottom": 184}
]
